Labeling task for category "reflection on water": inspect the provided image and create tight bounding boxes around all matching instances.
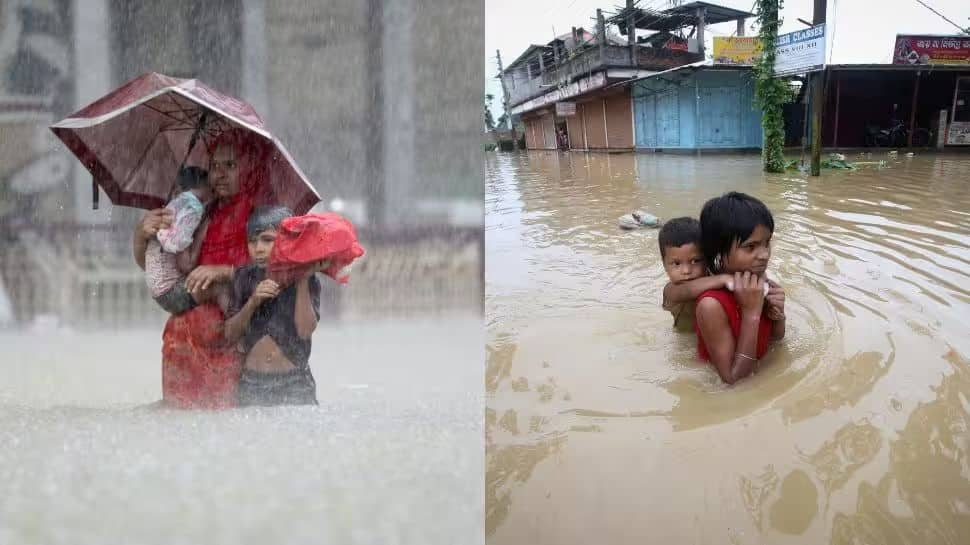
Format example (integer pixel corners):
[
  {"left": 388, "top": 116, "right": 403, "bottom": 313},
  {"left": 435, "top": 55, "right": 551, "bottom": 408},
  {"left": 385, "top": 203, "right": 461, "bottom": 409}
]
[{"left": 485, "top": 151, "right": 970, "bottom": 544}]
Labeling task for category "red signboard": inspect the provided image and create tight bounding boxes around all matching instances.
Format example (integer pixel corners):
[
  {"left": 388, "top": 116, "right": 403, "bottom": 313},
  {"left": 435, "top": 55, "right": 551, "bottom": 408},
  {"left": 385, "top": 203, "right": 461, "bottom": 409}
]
[{"left": 893, "top": 34, "right": 970, "bottom": 65}]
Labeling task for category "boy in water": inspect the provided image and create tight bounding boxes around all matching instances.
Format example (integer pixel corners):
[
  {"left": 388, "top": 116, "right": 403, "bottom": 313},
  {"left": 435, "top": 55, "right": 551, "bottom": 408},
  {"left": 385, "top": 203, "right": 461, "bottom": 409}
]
[
  {"left": 659, "top": 217, "right": 732, "bottom": 331},
  {"left": 223, "top": 206, "right": 329, "bottom": 406},
  {"left": 144, "top": 166, "right": 217, "bottom": 314}
]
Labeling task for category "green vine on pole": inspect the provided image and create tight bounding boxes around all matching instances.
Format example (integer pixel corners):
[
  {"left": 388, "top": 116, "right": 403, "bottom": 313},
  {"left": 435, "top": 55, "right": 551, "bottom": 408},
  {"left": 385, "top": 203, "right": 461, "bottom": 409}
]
[{"left": 753, "top": 0, "right": 788, "bottom": 173}]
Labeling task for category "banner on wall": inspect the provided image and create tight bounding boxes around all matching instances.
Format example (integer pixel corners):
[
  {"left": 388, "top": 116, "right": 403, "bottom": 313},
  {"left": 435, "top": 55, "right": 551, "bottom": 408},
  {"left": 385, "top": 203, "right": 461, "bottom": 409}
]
[
  {"left": 893, "top": 35, "right": 970, "bottom": 65},
  {"left": 713, "top": 37, "right": 760, "bottom": 65},
  {"left": 775, "top": 24, "right": 826, "bottom": 77},
  {"left": 555, "top": 102, "right": 576, "bottom": 117}
]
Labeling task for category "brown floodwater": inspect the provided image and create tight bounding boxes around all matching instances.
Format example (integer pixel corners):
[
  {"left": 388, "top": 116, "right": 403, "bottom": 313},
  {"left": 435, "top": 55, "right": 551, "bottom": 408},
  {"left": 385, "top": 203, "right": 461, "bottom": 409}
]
[{"left": 485, "top": 151, "right": 970, "bottom": 545}]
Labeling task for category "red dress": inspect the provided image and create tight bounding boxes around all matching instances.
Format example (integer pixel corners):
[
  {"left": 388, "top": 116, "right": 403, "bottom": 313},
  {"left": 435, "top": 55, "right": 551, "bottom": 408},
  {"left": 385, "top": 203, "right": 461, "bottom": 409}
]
[
  {"left": 160, "top": 129, "right": 271, "bottom": 409},
  {"left": 695, "top": 288, "right": 772, "bottom": 362}
]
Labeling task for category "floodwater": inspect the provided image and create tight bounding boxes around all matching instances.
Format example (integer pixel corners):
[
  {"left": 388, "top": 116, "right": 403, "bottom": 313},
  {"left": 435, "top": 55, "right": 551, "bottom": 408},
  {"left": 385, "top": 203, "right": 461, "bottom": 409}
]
[
  {"left": 0, "top": 316, "right": 482, "bottom": 545},
  {"left": 485, "top": 151, "right": 970, "bottom": 544}
]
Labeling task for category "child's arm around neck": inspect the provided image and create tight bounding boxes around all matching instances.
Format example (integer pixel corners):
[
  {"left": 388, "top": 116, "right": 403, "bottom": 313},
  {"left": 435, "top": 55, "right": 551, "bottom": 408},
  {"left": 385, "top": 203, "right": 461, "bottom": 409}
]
[{"left": 663, "top": 273, "right": 733, "bottom": 310}]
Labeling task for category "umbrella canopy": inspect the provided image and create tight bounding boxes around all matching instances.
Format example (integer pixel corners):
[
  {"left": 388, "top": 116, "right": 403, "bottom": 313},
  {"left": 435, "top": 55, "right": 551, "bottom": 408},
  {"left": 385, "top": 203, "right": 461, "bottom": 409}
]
[{"left": 50, "top": 72, "right": 320, "bottom": 214}]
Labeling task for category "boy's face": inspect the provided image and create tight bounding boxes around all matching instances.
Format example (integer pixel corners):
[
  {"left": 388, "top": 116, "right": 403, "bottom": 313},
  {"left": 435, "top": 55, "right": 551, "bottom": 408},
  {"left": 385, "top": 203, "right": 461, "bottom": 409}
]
[
  {"left": 247, "top": 228, "right": 277, "bottom": 267},
  {"left": 662, "top": 242, "right": 706, "bottom": 283}
]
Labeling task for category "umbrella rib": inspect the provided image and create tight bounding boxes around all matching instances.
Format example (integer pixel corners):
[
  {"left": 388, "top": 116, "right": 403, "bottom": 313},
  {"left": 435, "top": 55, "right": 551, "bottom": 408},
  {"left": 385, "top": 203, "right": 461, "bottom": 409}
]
[
  {"left": 158, "top": 126, "right": 199, "bottom": 132},
  {"left": 127, "top": 130, "right": 163, "bottom": 193},
  {"left": 142, "top": 103, "right": 195, "bottom": 128},
  {"left": 165, "top": 93, "right": 201, "bottom": 122}
]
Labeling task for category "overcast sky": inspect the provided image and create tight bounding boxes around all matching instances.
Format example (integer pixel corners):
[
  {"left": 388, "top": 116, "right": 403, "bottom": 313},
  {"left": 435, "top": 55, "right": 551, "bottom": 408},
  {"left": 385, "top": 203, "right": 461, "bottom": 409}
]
[{"left": 485, "top": 0, "right": 969, "bottom": 116}]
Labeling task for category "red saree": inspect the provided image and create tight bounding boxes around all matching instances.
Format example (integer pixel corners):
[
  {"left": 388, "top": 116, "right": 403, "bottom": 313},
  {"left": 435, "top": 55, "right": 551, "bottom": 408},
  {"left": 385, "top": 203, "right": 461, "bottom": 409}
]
[{"left": 160, "top": 130, "right": 272, "bottom": 409}]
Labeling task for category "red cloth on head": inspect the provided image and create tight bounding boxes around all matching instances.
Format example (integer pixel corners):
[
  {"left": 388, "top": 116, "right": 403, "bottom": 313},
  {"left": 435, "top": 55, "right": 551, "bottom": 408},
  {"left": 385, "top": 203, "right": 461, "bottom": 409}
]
[
  {"left": 267, "top": 213, "right": 365, "bottom": 287},
  {"left": 198, "top": 129, "right": 274, "bottom": 267},
  {"left": 695, "top": 288, "right": 772, "bottom": 362}
]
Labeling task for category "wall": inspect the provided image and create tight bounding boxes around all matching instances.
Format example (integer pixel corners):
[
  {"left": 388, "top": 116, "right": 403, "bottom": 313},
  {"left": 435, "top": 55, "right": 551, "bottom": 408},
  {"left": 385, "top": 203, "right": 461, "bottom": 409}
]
[
  {"left": 604, "top": 92, "right": 633, "bottom": 149},
  {"left": 633, "top": 69, "right": 762, "bottom": 150},
  {"left": 566, "top": 110, "right": 585, "bottom": 149},
  {"left": 523, "top": 112, "right": 557, "bottom": 150},
  {"left": 570, "top": 91, "right": 634, "bottom": 150},
  {"left": 581, "top": 97, "right": 607, "bottom": 149}
]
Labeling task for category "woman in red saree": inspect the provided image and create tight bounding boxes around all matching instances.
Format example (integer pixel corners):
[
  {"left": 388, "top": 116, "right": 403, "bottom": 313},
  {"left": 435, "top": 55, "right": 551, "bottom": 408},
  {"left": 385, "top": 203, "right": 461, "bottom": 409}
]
[{"left": 134, "top": 129, "right": 273, "bottom": 408}]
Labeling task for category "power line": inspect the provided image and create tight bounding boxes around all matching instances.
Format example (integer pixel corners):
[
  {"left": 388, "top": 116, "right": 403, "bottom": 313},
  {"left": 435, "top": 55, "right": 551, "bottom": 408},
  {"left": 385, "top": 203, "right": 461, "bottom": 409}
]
[{"left": 913, "top": 0, "right": 970, "bottom": 35}]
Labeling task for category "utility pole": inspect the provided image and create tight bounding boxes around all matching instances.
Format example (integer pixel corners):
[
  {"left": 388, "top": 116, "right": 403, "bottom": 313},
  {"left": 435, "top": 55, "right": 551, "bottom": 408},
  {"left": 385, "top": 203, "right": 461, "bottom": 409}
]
[
  {"left": 627, "top": 0, "right": 636, "bottom": 64},
  {"left": 809, "top": 0, "right": 827, "bottom": 176},
  {"left": 695, "top": 5, "right": 706, "bottom": 58},
  {"left": 597, "top": 9, "right": 606, "bottom": 58},
  {"left": 496, "top": 49, "right": 518, "bottom": 150}
]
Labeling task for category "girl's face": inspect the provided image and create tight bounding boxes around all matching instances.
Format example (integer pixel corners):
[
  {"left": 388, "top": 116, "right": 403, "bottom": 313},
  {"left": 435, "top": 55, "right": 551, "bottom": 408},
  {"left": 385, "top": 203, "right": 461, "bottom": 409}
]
[{"left": 722, "top": 224, "right": 772, "bottom": 274}]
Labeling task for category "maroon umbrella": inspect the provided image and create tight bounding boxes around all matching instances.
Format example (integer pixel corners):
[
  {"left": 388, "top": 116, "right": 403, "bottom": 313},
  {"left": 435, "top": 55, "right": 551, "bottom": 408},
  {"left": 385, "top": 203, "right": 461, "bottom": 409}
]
[{"left": 50, "top": 72, "right": 320, "bottom": 214}]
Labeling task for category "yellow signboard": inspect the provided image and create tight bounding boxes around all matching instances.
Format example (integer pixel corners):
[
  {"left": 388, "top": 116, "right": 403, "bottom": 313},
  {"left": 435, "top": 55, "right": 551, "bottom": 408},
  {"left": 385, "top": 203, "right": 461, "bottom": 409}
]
[{"left": 713, "top": 37, "right": 761, "bottom": 66}]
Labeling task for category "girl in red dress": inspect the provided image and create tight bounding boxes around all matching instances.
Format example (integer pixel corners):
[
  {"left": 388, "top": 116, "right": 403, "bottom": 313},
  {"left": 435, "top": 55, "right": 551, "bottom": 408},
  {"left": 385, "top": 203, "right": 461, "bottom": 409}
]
[{"left": 694, "top": 192, "right": 787, "bottom": 385}]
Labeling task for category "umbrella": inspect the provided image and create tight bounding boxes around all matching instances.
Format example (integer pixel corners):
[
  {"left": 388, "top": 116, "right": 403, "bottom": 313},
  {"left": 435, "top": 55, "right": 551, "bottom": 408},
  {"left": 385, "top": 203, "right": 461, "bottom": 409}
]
[{"left": 49, "top": 72, "right": 320, "bottom": 214}]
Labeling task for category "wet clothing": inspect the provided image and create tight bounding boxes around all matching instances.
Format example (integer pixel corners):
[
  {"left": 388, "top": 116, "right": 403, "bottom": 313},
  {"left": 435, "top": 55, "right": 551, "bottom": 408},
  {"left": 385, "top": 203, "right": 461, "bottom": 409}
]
[
  {"left": 145, "top": 191, "right": 204, "bottom": 307},
  {"left": 237, "top": 367, "right": 318, "bottom": 406},
  {"left": 152, "top": 277, "right": 198, "bottom": 314},
  {"left": 162, "top": 303, "right": 241, "bottom": 409},
  {"left": 694, "top": 288, "right": 772, "bottom": 362},
  {"left": 161, "top": 129, "right": 274, "bottom": 409},
  {"left": 229, "top": 264, "right": 321, "bottom": 371},
  {"left": 267, "top": 213, "right": 365, "bottom": 287}
]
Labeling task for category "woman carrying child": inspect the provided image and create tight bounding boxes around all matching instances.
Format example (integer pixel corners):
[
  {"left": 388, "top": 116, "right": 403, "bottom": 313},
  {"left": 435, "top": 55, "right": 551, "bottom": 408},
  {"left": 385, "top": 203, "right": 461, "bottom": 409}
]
[{"left": 133, "top": 129, "right": 274, "bottom": 409}]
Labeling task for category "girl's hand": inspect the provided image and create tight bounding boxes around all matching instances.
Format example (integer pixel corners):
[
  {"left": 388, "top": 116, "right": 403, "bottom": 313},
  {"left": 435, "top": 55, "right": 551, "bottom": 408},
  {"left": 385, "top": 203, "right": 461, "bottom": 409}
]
[
  {"left": 251, "top": 279, "right": 280, "bottom": 304},
  {"left": 765, "top": 279, "right": 786, "bottom": 321},
  {"left": 185, "top": 265, "right": 231, "bottom": 294},
  {"left": 734, "top": 271, "right": 766, "bottom": 318},
  {"left": 138, "top": 208, "right": 174, "bottom": 240}
]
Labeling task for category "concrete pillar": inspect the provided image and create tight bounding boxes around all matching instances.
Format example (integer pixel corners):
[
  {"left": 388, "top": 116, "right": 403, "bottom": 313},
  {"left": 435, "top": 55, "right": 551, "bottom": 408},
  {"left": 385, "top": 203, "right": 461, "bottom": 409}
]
[
  {"left": 382, "top": 0, "right": 415, "bottom": 226},
  {"left": 241, "top": 0, "right": 269, "bottom": 120},
  {"left": 72, "top": 0, "right": 112, "bottom": 224}
]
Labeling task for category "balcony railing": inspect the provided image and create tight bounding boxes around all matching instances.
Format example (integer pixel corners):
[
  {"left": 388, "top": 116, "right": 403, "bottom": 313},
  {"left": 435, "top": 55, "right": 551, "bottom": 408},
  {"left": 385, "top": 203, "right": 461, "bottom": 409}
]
[{"left": 506, "top": 45, "right": 702, "bottom": 108}]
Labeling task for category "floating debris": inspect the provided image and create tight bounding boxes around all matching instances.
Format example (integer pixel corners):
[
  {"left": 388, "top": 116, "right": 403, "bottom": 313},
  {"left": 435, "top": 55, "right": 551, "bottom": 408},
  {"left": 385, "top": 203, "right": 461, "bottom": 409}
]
[{"left": 618, "top": 210, "right": 661, "bottom": 230}]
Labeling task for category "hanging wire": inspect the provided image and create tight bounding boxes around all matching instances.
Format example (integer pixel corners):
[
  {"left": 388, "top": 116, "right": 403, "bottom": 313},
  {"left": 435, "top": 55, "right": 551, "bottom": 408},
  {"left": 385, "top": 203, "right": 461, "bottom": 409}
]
[{"left": 913, "top": 0, "right": 970, "bottom": 35}]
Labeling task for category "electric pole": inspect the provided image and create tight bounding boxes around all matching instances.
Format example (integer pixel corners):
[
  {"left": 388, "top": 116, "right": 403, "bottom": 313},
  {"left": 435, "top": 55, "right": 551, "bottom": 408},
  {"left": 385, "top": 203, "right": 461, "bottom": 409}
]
[
  {"left": 496, "top": 49, "right": 518, "bottom": 150},
  {"left": 809, "top": 0, "right": 827, "bottom": 176}
]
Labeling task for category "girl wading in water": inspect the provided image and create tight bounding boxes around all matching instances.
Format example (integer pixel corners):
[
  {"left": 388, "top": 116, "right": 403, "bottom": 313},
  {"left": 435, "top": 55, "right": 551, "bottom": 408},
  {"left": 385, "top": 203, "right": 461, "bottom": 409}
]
[{"left": 694, "top": 192, "right": 786, "bottom": 385}]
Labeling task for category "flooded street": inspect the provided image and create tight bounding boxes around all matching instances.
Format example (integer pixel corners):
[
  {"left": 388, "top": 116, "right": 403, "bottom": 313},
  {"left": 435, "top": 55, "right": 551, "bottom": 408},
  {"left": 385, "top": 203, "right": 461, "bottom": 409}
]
[
  {"left": 1, "top": 316, "right": 482, "bottom": 545},
  {"left": 485, "top": 152, "right": 970, "bottom": 544}
]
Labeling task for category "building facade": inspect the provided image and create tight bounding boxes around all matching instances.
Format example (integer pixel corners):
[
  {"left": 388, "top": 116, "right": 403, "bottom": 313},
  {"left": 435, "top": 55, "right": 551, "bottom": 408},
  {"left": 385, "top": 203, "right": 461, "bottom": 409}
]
[{"left": 633, "top": 64, "right": 763, "bottom": 151}]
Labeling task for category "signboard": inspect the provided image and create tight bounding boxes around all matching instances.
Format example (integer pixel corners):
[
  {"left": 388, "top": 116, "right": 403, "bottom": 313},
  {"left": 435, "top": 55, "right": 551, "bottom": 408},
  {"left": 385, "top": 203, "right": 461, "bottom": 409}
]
[
  {"left": 713, "top": 37, "right": 761, "bottom": 65},
  {"left": 775, "top": 24, "right": 826, "bottom": 77},
  {"left": 893, "top": 35, "right": 970, "bottom": 65},
  {"left": 555, "top": 101, "right": 576, "bottom": 117},
  {"left": 947, "top": 122, "right": 970, "bottom": 145}
]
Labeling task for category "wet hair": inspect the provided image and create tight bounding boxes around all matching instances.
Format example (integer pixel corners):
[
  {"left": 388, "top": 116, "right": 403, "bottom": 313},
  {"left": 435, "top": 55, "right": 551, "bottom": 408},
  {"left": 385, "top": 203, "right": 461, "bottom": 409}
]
[
  {"left": 658, "top": 217, "right": 701, "bottom": 258},
  {"left": 246, "top": 205, "right": 293, "bottom": 239},
  {"left": 176, "top": 166, "right": 209, "bottom": 191},
  {"left": 699, "top": 191, "right": 774, "bottom": 272}
]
